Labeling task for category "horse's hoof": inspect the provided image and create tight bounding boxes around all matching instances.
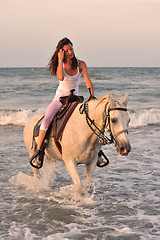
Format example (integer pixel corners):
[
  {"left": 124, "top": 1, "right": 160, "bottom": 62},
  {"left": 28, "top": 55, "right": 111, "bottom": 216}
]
[
  {"left": 86, "top": 184, "right": 94, "bottom": 195},
  {"left": 77, "top": 186, "right": 85, "bottom": 197}
]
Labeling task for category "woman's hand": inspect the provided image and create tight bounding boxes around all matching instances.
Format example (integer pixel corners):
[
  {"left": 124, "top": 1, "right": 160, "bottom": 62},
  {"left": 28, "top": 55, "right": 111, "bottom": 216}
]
[
  {"left": 88, "top": 88, "right": 96, "bottom": 101},
  {"left": 57, "top": 49, "right": 64, "bottom": 81},
  {"left": 58, "top": 49, "right": 64, "bottom": 62}
]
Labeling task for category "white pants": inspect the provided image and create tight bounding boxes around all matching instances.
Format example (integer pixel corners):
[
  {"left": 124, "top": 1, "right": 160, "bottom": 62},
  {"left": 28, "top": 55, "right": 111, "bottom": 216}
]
[{"left": 40, "top": 96, "right": 62, "bottom": 131}]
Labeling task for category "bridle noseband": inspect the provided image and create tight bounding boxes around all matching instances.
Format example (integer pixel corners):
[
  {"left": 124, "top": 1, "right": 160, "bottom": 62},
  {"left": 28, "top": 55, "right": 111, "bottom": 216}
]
[{"left": 79, "top": 101, "right": 128, "bottom": 146}]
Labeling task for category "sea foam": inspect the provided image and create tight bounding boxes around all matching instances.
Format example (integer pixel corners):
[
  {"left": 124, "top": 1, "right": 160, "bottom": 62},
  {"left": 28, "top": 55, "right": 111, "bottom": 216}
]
[
  {"left": 129, "top": 108, "right": 160, "bottom": 128},
  {"left": 0, "top": 108, "right": 160, "bottom": 128},
  {"left": 0, "top": 108, "right": 44, "bottom": 126}
]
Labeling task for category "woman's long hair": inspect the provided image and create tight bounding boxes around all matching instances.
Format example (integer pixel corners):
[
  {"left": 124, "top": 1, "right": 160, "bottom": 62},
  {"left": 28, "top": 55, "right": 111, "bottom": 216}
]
[{"left": 47, "top": 37, "right": 78, "bottom": 76}]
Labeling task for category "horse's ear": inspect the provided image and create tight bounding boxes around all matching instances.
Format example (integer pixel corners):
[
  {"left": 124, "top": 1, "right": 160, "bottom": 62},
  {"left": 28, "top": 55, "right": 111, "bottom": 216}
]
[
  {"left": 118, "top": 93, "right": 129, "bottom": 107},
  {"left": 122, "top": 93, "right": 129, "bottom": 106},
  {"left": 123, "top": 93, "right": 129, "bottom": 107},
  {"left": 109, "top": 93, "right": 114, "bottom": 100}
]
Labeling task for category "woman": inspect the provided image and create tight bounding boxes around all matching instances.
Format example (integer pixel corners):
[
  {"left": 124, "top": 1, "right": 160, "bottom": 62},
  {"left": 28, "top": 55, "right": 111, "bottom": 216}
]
[{"left": 30, "top": 37, "right": 94, "bottom": 168}]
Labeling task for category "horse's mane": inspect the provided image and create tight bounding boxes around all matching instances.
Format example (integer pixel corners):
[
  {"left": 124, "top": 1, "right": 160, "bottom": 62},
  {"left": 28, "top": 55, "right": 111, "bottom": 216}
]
[
  {"left": 96, "top": 93, "right": 128, "bottom": 108},
  {"left": 96, "top": 93, "right": 116, "bottom": 107}
]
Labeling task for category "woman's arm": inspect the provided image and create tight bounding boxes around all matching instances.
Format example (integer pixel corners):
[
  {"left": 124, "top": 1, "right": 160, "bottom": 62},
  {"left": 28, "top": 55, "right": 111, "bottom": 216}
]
[
  {"left": 79, "top": 60, "right": 94, "bottom": 96},
  {"left": 57, "top": 49, "right": 64, "bottom": 81}
]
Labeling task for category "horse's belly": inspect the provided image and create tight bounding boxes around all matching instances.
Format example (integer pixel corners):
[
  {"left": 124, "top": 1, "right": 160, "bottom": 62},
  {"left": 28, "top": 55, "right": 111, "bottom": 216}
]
[
  {"left": 45, "top": 150, "right": 62, "bottom": 162},
  {"left": 45, "top": 140, "right": 63, "bottom": 162}
]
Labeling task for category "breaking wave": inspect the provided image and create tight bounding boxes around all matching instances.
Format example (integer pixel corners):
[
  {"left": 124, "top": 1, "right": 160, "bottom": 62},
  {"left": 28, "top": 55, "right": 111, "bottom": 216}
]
[
  {"left": 129, "top": 108, "right": 160, "bottom": 128},
  {"left": 0, "top": 109, "right": 44, "bottom": 126},
  {"left": 0, "top": 108, "right": 160, "bottom": 128}
]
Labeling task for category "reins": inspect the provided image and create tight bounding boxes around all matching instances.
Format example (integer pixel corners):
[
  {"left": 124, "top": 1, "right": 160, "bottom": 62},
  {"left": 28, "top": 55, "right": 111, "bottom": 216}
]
[
  {"left": 80, "top": 101, "right": 112, "bottom": 145},
  {"left": 79, "top": 100, "right": 128, "bottom": 146}
]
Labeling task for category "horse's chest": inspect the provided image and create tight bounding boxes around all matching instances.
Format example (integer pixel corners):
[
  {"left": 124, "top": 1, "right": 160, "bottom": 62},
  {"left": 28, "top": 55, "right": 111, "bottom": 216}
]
[
  {"left": 75, "top": 141, "right": 98, "bottom": 164},
  {"left": 78, "top": 151, "right": 94, "bottom": 164}
]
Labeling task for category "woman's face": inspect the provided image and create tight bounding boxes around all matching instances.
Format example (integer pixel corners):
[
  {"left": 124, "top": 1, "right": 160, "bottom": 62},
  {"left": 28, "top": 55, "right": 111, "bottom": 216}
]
[{"left": 63, "top": 44, "right": 75, "bottom": 59}]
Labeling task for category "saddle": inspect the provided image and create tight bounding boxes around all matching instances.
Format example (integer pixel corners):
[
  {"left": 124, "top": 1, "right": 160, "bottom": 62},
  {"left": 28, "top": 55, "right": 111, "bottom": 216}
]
[{"left": 33, "top": 89, "right": 84, "bottom": 154}]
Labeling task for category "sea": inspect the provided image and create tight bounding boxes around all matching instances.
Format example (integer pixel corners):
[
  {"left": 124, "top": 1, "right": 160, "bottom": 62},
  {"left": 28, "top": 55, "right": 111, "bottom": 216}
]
[{"left": 0, "top": 67, "right": 160, "bottom": 240}]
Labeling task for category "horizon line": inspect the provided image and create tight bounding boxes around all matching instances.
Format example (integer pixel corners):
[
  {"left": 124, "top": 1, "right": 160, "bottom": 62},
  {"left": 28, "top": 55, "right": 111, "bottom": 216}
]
[{"left": 0, "top": 66, "right": 160, "bottom": 68}]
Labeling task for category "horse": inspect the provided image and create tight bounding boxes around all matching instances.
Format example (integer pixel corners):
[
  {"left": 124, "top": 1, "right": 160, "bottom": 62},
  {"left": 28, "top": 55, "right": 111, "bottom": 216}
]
[{"left": 23, "top": 93, "right": 131, "bottom": 193}]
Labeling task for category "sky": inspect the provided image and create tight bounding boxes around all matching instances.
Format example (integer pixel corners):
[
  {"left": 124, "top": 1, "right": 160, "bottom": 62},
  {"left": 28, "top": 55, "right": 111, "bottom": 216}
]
[{"left": 0, "top": 0, "right": 160, "bottom": 67}]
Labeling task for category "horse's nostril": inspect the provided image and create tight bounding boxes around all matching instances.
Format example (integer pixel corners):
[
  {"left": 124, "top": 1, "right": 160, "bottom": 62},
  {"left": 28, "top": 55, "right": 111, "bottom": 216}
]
[
  {"left": 120, "top": 143, "right": 131, "bottom": 155},
  {"left": 120, "top": 147, "right": 125, "bottom": 154}
]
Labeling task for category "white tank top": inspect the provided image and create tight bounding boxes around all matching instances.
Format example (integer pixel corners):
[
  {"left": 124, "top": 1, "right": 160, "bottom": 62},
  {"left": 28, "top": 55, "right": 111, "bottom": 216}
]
[{"left": 56, "top": 64, "right": 81, "bottom": 97}]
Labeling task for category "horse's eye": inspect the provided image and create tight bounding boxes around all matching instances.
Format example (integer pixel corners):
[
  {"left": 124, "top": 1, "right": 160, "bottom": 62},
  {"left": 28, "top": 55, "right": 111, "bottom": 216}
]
[{"left": 111, "top": 118, "right": 118, "bottom": 123}]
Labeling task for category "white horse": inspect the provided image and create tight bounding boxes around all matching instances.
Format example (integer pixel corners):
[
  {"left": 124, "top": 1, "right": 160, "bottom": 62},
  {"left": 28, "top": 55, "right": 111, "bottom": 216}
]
[{"left": 23, "top": 93, "right": 131, "bottom": 193}]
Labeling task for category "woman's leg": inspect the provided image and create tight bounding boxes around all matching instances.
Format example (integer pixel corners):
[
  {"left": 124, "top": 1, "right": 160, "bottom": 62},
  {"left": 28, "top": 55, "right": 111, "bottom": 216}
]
[
  {"left": 37, "top": 129, "right": 47, "bottom": 150},
  {"left": 30, "top": 97, "right": 62, "bottom": 168}
]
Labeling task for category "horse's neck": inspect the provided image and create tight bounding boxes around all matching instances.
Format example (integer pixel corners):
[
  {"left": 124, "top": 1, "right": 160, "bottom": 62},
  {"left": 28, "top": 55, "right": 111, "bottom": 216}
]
[
  {"left": 88, "top": 97, "right": 116, "bottom": 127},
  {"left": 88, "top": 99, "right": 109, "bottom": 125}
]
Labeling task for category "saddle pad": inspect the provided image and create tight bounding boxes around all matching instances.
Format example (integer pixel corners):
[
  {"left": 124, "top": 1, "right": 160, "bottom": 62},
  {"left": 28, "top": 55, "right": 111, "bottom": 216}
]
[
  {"left": 32, "top": 104, "right": 72, "bottom": 139},
  {"left": 52, "top": 101, "right": 80, "bottom": 154},
  {"left": 33, "top": 115, "right": 44, "bottom": 138}
]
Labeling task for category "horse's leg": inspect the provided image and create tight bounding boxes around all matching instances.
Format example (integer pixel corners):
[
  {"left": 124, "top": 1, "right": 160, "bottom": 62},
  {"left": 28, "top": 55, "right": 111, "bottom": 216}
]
[
  {"left": 85, "top": 156, "right": 97, "bottom": 194},
  {"left": 31, "top": 167, "right": 39, "bottom": 177},
  {"left": 86, "top": 158, "right": 97, "bottom": 182},
  {"left": 64, "top": 158, "right": 84, "bottom": 194}
]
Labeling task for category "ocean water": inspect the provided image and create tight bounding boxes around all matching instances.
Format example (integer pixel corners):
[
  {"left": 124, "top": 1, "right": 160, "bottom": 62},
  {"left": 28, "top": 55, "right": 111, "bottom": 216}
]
[{"left": 0, "top": 67, "right": 160, "bottom": 240}]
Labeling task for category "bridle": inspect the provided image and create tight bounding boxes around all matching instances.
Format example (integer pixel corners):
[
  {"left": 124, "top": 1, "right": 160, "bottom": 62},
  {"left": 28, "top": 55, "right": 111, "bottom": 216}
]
[{"left": 79, "top": 101, "right": 128, "bottom": 146}]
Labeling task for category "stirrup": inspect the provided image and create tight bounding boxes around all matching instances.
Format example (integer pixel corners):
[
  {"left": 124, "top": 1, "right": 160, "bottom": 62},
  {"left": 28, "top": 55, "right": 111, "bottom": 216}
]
[
  {"left": 29, "top": 149, "right": 44, "bottom": 169},
  {"left": 97, "top": 150, "right": 109, "bottom": 168}
]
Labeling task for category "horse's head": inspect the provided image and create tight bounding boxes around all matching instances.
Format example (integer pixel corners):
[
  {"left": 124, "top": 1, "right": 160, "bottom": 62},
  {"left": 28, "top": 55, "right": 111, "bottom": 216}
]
[
  {"left": 82, "top": 93, "right": 131, "bottom": 156},
  {"left": 107, "top": 93, "right": 131, "bottom": 156}
]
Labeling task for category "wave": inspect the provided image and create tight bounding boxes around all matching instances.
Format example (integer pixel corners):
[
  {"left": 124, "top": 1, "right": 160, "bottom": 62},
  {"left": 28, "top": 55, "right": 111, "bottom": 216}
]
[
  {"left": 0, "top": 108, "right": 160, "bottom": 128},
  {"left": 129, "top": 108, "right": 160, "bottom": 128},
  {"left": 0, "top": 109, "right": 44, "bottom": 126}
]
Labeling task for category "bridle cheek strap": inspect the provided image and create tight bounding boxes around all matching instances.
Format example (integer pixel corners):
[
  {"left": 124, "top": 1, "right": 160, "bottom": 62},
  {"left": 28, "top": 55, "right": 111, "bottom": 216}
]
[{"left": 108, "top": 107, "right": 128, "bottom": 141}]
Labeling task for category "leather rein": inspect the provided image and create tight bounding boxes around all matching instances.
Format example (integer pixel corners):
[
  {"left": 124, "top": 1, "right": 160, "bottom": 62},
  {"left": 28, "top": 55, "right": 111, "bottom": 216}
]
[{"left": 79, "top": 101, "right": 128, "bottom": 145}]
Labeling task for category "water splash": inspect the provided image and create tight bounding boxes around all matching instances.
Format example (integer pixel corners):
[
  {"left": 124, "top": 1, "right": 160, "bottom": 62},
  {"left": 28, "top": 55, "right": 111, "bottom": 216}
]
[{"left": 10, "top": 162, "right": 57, "bottom": 193}]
